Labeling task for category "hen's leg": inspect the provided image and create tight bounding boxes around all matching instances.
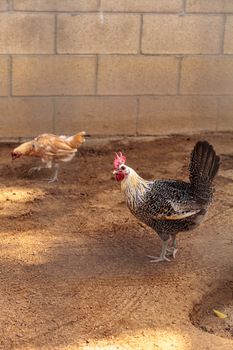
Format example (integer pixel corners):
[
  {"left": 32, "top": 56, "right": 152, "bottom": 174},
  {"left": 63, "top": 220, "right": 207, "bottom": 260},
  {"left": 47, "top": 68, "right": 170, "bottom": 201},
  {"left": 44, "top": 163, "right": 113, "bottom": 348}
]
[
  {"left": 29, "top": 161, "right": 52, "bottom": 176},
  {"left": 166, "top": 235, "right": 178, "bottom": 259},
  {"left": 28, "top": 166, "right": 42, "bottom": 175},
  {"left": 147, "top": 240, "right": 170, "bottom": 263},
  {"left": 48, "top": 164, "right": 59, "bottom": 183}
]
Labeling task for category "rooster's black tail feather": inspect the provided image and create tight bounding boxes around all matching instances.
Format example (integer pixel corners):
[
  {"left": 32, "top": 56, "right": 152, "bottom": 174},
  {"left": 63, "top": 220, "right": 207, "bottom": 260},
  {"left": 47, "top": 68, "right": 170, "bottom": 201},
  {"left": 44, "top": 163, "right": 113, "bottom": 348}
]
[{"left": 189, "top": 141, "right": 220, "bottom": 188}]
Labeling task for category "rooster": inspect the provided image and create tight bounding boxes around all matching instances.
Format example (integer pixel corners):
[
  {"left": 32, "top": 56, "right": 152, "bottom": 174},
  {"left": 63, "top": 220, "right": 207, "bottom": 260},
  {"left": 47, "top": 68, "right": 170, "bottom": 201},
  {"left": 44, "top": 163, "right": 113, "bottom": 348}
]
[
  {"left": 113, "top": 141, "right": 220, "bottom": 262},
  {"left": 11, "top": 131, "right": 86, "bottom": 182}
]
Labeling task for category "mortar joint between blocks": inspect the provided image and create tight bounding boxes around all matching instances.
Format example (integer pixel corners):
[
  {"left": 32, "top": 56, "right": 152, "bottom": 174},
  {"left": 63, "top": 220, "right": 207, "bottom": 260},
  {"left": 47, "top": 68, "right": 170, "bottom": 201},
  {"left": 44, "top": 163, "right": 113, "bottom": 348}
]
[
  {"left": 136, "top": 96, "right": 140, "bottom": 136},
  {"left": 52, "top": 98, "right": 56, "bottom": 134},
  {"left": 177, "top": 56, "right": 184, "bottom": 95},
  {"left": 220, "top": 14, "right": 227, "bottom": 54},
  {"left": 183, "top": 0, "right": 187, "bottom": 13},
  {"left": 8, "top": 0, "right": 13, "bottom": 11},
  {"left": 95, "top": 55, "right": 99, "bottom": 95},
  {"left": 54, "top": 13, "right": 58, "bottom": 54},
  {"left": 9, "top": 55, "right": 12, "bottom": 97},
  {"left": 138, "top": 14, "right": 144, "bottom": 54}
]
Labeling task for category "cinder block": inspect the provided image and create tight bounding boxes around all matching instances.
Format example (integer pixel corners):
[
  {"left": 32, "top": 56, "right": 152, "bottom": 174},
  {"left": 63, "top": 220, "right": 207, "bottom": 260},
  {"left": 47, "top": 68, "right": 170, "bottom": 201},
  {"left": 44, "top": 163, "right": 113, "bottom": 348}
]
[
  {"left": 0, "top": 98, "right": 53, "bottom": 138},
  {"left": 57, "top": 14, "right": 140, "bottom": 54},
  {"left": 180, "top": 56, "right": 233, "bottom": 95},
  {"left": 0, "top": 0, "right": 8, "bottom": 11},
  {"left": 224, "top": 16, "right": 233, "bottom": 53},
  {"left": 55, "top": 97, "right": 137, "bottom": 135},
  {"left": 142, "top": 15, "right": 223, "bottom": 54},
  {"left": 138, "top": 96, "right": 217, "bottom": 135},
  {"left": 0, "top": 57, "right": 9, "bottom": 96},
  {"left": 101, "top": 0, "right": 183, "bottom": 12},
  {"left": 98, "top": 56, "right": 178, "bottom": 95},
  {"left": 186, "top": 0, "right": 233, "bottom": 13},
  {"left": 12, "top": 56, "right": 96, "bottom": 96},
  {"left": 217, "top": 96, "right": 233, "bottom": 131},
  {"left": 0, "top": 13, "right": 54, "bottom": 54},
  {"left": 13, "top": 0, "right": 98, "bottom": 11}
]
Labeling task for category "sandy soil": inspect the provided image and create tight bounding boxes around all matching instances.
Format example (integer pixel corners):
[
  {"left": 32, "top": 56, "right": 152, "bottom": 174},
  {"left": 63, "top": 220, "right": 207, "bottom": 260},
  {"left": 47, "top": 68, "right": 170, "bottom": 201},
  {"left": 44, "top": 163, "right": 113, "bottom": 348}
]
[
  {"left": 191, "top": 280, "right": 233, "bottom": 338},
  {"left": 0, "top": 133, "right": 232, "bottom": 350}
]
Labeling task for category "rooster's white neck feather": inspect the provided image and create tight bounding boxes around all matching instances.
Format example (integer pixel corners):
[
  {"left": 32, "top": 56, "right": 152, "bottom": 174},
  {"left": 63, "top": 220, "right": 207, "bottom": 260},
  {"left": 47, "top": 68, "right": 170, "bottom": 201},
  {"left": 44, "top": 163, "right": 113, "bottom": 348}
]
[{"left": 121, "top": 167, "right": 150, "bottom": 210}]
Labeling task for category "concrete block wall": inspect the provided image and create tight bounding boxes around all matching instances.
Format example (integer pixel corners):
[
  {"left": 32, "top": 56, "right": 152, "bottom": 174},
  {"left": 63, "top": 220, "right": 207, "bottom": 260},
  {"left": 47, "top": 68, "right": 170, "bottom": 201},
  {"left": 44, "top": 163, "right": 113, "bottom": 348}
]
[{"left": 0, "top": 0, "right": 233, "bottom": 140}]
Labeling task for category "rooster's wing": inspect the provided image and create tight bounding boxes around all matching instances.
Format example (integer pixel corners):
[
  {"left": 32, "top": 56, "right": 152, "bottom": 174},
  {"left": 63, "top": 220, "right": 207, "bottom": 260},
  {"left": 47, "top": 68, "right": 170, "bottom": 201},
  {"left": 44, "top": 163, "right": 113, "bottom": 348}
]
[{"left": 145, "top": 180, "right": 202, "bottom": 220}]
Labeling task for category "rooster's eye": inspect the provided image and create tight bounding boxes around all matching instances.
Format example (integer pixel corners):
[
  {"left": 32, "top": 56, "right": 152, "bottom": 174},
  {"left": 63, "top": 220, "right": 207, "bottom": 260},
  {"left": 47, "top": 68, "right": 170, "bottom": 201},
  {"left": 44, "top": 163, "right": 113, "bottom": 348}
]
[{"left": 121, "top": 165, "right": 126, "bottom": 170}]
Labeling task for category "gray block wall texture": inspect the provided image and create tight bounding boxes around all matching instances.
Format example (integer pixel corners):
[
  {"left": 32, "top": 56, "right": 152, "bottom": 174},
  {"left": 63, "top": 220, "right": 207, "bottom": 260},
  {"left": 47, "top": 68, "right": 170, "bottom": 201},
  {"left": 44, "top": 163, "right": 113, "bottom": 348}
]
[{"left": 0, "top": 0, "right": 233, "bottom": 140}]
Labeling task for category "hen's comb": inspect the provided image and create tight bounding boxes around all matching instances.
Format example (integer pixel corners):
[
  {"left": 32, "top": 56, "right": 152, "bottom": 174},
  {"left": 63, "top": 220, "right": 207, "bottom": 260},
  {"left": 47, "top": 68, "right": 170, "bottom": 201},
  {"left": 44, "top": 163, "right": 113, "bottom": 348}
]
[{"left": 114, "top": 152, "right": 126, "bottom": 169}]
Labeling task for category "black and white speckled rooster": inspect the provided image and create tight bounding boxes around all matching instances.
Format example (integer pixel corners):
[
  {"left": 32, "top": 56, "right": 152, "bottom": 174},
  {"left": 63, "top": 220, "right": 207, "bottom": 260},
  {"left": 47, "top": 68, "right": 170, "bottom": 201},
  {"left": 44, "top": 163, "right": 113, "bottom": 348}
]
[{"left": 113, "top": 141, "right": 220, "bottom": 263}]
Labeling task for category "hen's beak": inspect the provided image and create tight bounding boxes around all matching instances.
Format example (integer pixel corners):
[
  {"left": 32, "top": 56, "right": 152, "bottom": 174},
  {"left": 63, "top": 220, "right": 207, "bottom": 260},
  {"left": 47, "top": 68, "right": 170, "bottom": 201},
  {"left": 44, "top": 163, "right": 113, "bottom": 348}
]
[{"left": 11, "top": 151, "right": 21, "bottom": 160}]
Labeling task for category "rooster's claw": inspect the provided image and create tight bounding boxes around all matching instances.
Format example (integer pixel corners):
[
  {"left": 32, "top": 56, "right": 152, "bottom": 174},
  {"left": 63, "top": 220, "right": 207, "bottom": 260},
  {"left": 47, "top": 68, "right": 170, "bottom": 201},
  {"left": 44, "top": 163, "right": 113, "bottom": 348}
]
[{"left": 147, "top": 255, "right": 171, "bottom": 263}]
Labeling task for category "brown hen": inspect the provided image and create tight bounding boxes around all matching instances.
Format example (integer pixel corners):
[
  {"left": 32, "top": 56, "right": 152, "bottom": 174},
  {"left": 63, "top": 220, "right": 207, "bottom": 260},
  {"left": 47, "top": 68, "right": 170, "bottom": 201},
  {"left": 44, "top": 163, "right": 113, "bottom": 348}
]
[{"left": 11, "top": 132, "right": 85, "bottom": 182}]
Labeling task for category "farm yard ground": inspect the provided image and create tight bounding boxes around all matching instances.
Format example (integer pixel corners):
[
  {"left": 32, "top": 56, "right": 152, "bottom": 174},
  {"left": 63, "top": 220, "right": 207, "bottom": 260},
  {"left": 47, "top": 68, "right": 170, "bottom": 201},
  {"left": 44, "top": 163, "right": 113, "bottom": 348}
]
[{"left": 0, "top": 133, "right": 232, "bottom": 350}]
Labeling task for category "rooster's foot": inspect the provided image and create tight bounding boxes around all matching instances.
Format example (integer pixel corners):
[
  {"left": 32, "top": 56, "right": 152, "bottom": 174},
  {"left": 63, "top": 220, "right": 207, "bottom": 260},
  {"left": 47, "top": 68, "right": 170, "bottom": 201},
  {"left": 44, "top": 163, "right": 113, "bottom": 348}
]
[
  {"left": 166, "top": 247, "right": 178, "bottom": 259},
  {"left": 147, "top": 255, "right": 171, "bottom": 263},
  {"left": 147, "top": 240, "right": 171, "bottom": 263}
]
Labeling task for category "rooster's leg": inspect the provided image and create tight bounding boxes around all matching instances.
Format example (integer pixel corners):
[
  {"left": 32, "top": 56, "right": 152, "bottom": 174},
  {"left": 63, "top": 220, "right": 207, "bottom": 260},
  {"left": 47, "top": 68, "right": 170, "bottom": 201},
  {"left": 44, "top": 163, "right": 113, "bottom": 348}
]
[
  {"left": 48, "top": 164, "right": 59, "bottom": 183},
  {"left": 166, "top": 236, "right": 178, "bottom": 259},
  {"left": 147, "top": 240, "right": 170, "bottom": 263}
]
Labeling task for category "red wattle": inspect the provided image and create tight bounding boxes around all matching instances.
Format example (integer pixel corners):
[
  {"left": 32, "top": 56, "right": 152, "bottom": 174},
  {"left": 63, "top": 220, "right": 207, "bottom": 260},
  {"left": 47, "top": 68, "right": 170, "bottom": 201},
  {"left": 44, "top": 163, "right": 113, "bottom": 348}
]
[{"left": 115, "top": 172, "right": 125, "bottom": 182}]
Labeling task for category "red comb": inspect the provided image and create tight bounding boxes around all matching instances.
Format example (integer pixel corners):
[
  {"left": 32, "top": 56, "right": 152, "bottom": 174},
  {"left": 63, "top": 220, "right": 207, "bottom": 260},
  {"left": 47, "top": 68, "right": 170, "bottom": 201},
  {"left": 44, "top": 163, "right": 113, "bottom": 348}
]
[{"left": 114, "top": 152, "right": 126, "bottom": 169}]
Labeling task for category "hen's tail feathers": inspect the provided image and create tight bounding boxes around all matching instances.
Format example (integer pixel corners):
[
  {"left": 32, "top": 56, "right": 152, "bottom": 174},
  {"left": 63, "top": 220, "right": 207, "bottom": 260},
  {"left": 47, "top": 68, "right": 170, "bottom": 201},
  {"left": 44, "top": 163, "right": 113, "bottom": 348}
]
[
  {"left": 189, "top": 141, "right": 220, "bottom": 188},
  {"left": 66, "top": 131, "right": 86, "bottom": 149}
]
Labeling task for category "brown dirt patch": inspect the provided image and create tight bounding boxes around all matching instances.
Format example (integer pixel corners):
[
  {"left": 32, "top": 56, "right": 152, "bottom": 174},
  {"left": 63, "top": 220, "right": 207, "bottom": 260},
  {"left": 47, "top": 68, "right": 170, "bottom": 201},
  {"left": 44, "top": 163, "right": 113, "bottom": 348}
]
[
  {"left": 190, "top": 281, "right": 233, "bottom": 339},
  {"left": 0, "top": 133, "right": 232, "bottom": 350}
]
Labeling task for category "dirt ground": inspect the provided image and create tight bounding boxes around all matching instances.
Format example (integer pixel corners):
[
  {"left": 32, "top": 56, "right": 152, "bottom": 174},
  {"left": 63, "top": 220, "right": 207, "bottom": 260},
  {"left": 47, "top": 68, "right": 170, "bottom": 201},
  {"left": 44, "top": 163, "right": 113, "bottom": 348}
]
[{"left": 0, "top": 133, "right": 232, "bottom": 350}]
